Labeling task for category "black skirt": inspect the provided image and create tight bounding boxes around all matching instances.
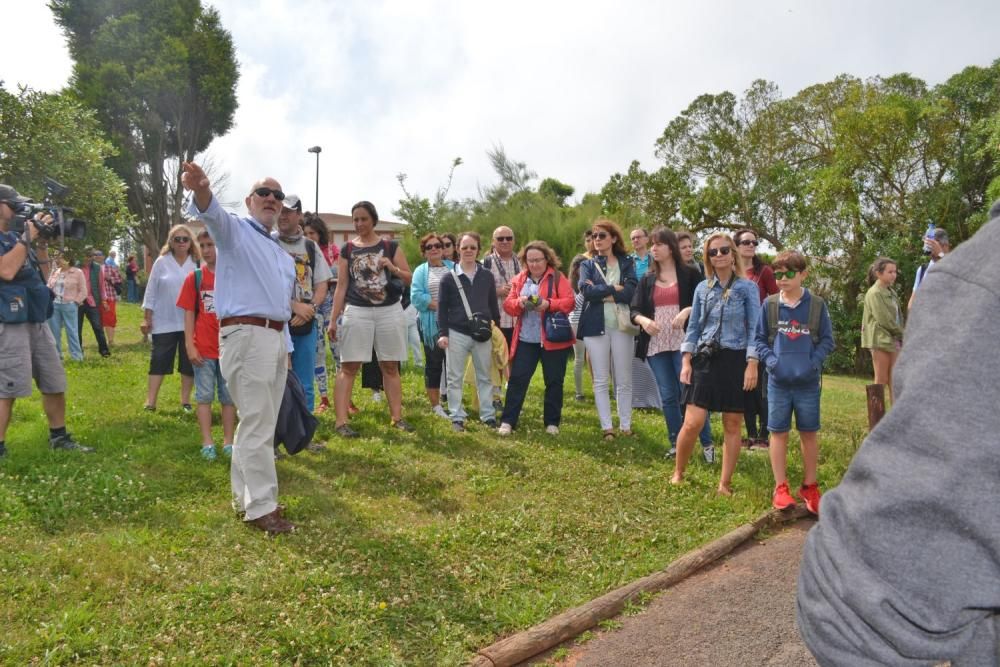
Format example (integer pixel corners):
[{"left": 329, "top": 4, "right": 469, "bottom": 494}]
[{"left": 682, "top": 347, "right": 747, "bottom": 413}]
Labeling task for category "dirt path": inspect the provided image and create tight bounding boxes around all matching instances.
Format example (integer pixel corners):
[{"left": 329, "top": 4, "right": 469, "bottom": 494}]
[{"left": 539, "top": 520, "right": 818, "bottom": 667}]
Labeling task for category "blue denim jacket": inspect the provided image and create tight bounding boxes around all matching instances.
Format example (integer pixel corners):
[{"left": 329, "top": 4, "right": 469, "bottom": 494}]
[{"left": 681, "top": 275, "right": 760, "bottom": 359}]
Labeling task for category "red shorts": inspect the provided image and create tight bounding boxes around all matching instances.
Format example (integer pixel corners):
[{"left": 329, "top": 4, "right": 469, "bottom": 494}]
[{"left": 101, "top": 299, "right": 117, "bottom": 327}]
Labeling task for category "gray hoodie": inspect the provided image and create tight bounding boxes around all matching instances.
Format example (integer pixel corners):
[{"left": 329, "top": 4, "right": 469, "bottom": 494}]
[{"left": 797, "top": 201, "right": 1000, "bottom": 666}]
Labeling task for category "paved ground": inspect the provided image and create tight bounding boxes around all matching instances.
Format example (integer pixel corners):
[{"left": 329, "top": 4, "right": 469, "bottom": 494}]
[{"left": 536, "top": 520, "right": 818, "bottom": 667}]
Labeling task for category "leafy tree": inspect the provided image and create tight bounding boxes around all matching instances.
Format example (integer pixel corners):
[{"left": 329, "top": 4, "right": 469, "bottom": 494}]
[
  {"left": 537, "top": 177, "right": 574, "bottom": 206},
  {"left": 476, "top": 144, "right": 537, "bottom": 209},
  {"left": 394, "top": 157, "right": 466, "bottom": 238},
  {"left": 0, "top": 85, "right": 128, "bottom": 253},
  {"left": 50, "top": 0, "right": 239, "bottom": 256}
]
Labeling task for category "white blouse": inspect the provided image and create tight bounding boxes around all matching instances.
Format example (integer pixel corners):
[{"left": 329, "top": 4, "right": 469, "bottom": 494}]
[{"left": 142, "top": 253, "right": 197, "bottom": 334}]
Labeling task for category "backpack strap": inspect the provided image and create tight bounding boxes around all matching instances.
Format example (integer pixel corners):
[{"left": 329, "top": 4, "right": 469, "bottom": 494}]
[
  {"left": 305, "top": 239, "right": 316, "bottom": 272},
  {"left": 194, "top": 268, "right": 203, "bottom": 319},
  {"left": 766, "top": 294, "right": 780, "bottom": 347},
  {"left": 807, "top": 293, "right": 824, "bottom": 345}
]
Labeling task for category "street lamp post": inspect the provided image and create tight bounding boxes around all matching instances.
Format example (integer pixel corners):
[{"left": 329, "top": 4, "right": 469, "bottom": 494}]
[{"left": 307, "top": 146, "right": 322, "bottom": 212}]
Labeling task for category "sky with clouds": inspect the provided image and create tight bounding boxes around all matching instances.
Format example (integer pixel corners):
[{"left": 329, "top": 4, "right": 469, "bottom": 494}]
[{"left": 3, "top": 0, "right": 1000, "bottom": 220}]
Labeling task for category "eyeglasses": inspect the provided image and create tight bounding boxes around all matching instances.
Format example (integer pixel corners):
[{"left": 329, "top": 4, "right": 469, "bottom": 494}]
[
  {"left": 494, "top": 236, "right": 514, "bottom": 242},
  {"left": 252, "top": 187, "right": 285, "bottom": 201},
  {"left": 423, "top": 243, "right": 442, "bottom": 250},
  {"left": 738, "top": 239, "right": 759, "bottom": 247},
  {"left": 460, "top": 245, "right": 479, "bottom": 251},
  {"left": 172, "top": 236, "right": 190, "bottom": 243},
  {"left": 707, "top": 246, "right": 732, "bottom": 257},
  {"left": 774, "top": 269, "right": 799, "bottom": 279},
  {"left": 592, "top": 232, "right": 609, "bottom": 240}
]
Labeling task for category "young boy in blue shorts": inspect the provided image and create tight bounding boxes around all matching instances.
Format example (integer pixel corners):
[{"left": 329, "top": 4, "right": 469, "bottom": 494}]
[
  {"left": 176, "top": 230, "right": 236, "bottom": 461},
  {"left": 753, "top": 250, "right": 834, "bottom": 514}
]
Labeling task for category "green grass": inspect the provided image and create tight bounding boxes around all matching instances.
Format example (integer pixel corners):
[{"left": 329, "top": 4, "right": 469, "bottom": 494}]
[{"left": 0, "top": 303, "right": 868, "bottom": 665}]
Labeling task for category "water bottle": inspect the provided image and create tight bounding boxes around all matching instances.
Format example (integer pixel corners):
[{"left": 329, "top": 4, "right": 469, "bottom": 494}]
[{"left": 922, "top": 221, "right": 935, "bottom": 255}]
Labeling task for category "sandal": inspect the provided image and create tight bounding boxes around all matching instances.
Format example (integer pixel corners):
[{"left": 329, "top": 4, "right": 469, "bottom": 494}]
[
  {"left": 602, "top": 430, "right": 615, "bottom": 441},
  {"left": 619, "top": 429, "right": 634, "bottom": 437}
]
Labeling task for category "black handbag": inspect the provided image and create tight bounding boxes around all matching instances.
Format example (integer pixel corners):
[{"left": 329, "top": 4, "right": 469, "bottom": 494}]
[
  {"left": 543, "top": 274, "right": 573, "bottom": 343},
  {"left": 452, "top": 270, "right": 493, "bottom": 342}
]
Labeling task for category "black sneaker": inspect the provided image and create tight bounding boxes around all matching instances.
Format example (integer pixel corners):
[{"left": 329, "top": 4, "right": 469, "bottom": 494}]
[
  {"left": 391, "top": 418, "right": 415, "bottom": 432},
  {"left": 491, "top": 399, "right": 503, "bottom": 412},
  {"left": 334, "top": 424, "right": 360, "bottom": 438},
  {"left": 665, "top": 446, "right": 677, "bottom": 459},
  {"left": 451, "top": 421, "right": 465, "bottom": 432},
  {"left": 482, "top": 419, "right": 497, "bottom": 429},
  {"left": 49, "top": 433, "right": 95, "bottom": 453},
  {"left": 702, "top": 445, "right": 716, "bottom": 464}
]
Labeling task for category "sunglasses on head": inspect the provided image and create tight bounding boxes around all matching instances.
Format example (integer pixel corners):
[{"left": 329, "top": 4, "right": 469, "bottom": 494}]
[
  {"left": 172, "top": 236, "right": 190, "bottom": 243},
  {"left": 253, "top": 187, "right": 285, "bottom": 201},
  {"left": 738, "top": 239, "right": 759, "bottom": 247},
  {"left": 592, "top": 231, "right": 610, "bottom": 240},
  {"left": 494, "top": 236, "right": 513, "bottom": 242},
  {"left": 423, "top": 242, "right": 442, "bottom": 250},
  {"left": 707, "top": 246, "right": 732, "bottom": 257},
  {"left": 774, "top": 269, "right": 799, "bottom": 279}
]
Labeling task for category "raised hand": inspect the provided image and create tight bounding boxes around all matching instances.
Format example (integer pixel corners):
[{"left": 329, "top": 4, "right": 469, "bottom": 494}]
[{"left": 181, "top": 162, "right": 210, "bottom": 192}]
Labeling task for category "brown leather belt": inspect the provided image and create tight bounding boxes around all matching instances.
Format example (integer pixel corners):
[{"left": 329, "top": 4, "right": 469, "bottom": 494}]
[{"left": 219, "top": 316, "right": 284, "bottom": 331}]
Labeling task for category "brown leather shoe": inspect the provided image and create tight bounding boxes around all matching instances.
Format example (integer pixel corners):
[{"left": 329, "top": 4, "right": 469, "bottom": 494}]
[{"left": 247, "top": 509, "right": 295, "bottom": 535}]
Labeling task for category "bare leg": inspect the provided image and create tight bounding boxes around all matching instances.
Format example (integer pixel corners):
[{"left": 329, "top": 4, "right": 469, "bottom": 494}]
[
  {"left": 718, "top": 412, "right": 744, "bottom": 495},
  {"left": 104, "top": 326, "right": 115, "bottom": 346},
  {"left": 0, "top": 397, "right": 14, "bottom": 441},
  {"left": 181, "top": 374, "right": 194, "bottom": 406},
  {"left": 196, "top": 404, "right": 214, "bottom": 444},
  {"left": 799, "top": 430, "right": 820, "bottom": 486},
  {"left": 672, "top": 404, "right": 707, "bottom": 483},
  {"left": 427, "top": 387, "right": 441, "bottom": 408},
  {"left": 769, "top": 431, "right": 790, "bottom": 486},
  {"left": 380, "top": 361, "right": 403, "bottom": 422},
  {"left": 335, "top": 362, "right": 361, "bottom": 427},
  {"left": 146, "top": 374, "right": 165, "bottom": 409}
]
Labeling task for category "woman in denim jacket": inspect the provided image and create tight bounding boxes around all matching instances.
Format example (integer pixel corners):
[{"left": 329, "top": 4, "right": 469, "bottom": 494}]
[
  {"left": 410, "top": 233, "right": 455, "bottom": 418},
  {"left": 671, "top": 232, "right": 760, "bottom": 495},
  {"left": 577, "top": 219, "right": 637, "bottom": 440}
]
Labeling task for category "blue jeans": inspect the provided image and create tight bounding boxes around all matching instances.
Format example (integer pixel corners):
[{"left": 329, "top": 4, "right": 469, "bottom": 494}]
[
  {"left": 767, "top": 380, "right": 821, "bottom": 433},
  {"left": 291, "top": 322, "right": 317, "bottom": 411},
  {"left": 127, "top": 278, "right": 138, "bottom": 303},
  {"left": 648, "top": 350, "right": 713, "bottom": 446},
  {"left": 501, "top": 343, "right": 570, "bottom": 429},
  {"left": 48, "top": 301, "right": 83, "bottom": 361}
]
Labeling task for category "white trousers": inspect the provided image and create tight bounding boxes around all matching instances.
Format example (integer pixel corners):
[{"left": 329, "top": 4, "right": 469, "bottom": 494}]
[
  {"left": 445, "top": 330, "right": 495, "bottom": 423},
  {"left": 220, "top": 324, "right": 287, "bottom": 521},
  {"left": 584, "top": 328, "right": 634, "bottom": 431}
]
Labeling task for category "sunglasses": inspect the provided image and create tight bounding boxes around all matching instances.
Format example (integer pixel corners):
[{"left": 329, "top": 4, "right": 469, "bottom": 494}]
[
  {"left": 738, "top": 239, "right": 759, "bottom": 247},
  {"left": 494, "top": 236, "right": 514, "bottom": 242},
  {"left": 423, "top": 243, "right": 442, "bottom": 250},
  {"left": 460, "top": 245, "right": 479, "bottom": 251},
  {"left": 442, "top": 241, "right": 453, "bottom": 248},
  {"left": 252, "top": 187, "right": 285, "bottom": 201},
  {"left": 774, "top": 269, "right": 799, "bottom": 279},
  {"left": 707, "top": 246, "right": 732, "bottom": 257},
  {"left": 172, "top": 236, "right": 190, "bottom": 243},
  {"left": 592, "top": 232, "right": 610, "bottom": 240}
]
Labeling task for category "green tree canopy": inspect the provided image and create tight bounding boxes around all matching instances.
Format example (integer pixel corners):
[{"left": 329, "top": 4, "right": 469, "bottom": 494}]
[
  {"left": 50, "top": 0, "right": 239, "bottom": 255},
  {"left": 0, "top": 85, "right": 128, "bottom": 253}
]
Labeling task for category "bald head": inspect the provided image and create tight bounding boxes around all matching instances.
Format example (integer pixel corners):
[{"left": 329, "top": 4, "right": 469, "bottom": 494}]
[
  {"left": 492, "top": 226, "right": 515, "bottom": 258},
  {"left": 245, "top": 177, "right": 284, "bottom": 229}
]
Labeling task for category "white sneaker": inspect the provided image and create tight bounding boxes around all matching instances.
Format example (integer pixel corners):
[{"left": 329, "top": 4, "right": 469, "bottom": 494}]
[
  {"left": 498, "top": 423, "right": 513, "bottom": 436},
  {"left": 372, "top": 391, "right": 383, "bottom": 403},
  {"left": 432, "top": 404, "right": 449, "bottom": 419},
  {"left": 546, "top": 425, "right": 559, "bottom": 436}
]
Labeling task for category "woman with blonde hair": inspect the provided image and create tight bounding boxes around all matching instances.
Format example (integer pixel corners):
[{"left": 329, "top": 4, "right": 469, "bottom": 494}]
[
  {"left": 672, "top": 232, "right": 760, "bottom": 495},
  {"left": 47, "top": 251, "right": 87, "bottom": 361},
  {"left": 862, "top": 257, "right": 904, "bottom": 404},
  {"left": 141, "top": 223, "right": 200, "bottom": 411}
]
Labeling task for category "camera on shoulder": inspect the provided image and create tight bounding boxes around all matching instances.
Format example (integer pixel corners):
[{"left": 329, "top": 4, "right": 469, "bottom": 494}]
[{"left": 10, "top": 177, "right": 87, "bottom": 242}]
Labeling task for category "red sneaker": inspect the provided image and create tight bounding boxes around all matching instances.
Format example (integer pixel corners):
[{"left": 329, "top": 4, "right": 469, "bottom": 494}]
[
  {"left": 799, "top": 483, "right": 822, "bottom": 515},
  {"left": 772, "top": 482, "right": 796, "bottom": 510},
  {"left": 315, "top": 397, "right": 330, "bottom": 414}
]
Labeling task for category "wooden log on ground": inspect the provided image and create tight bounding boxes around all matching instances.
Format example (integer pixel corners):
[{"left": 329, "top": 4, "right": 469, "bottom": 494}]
[
  {"left": 866, "top": 383, "right": 886, "bottom": 430},
  {"left": 470, "top": 506, "right": 809, "bottom": 667}
]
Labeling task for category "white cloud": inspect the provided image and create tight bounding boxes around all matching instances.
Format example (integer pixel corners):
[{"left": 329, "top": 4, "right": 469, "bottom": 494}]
[{"left": 3, "top": 0, "right": 1000, "bottom": 221}]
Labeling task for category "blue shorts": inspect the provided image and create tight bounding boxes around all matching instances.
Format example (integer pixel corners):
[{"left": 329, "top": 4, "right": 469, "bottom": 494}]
[
  {"left": 194, "top": 358, "right": 233, "bottom": 405},
  {"left": 767, "top": 381, "right": 820, "bottom": 433}
]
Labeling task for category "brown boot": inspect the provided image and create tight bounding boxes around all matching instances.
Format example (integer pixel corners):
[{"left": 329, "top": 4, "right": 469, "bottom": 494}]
[{"left": 247, "top": 508, "right": 295, "bottom": 535}]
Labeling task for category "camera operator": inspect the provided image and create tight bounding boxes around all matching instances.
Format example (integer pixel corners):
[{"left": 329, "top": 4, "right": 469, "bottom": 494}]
[{"left": 0, "top": 184, "right": 93, "bottom": 458}]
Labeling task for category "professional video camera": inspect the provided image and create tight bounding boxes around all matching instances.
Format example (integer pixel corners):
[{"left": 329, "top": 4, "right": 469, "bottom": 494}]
[{"left": 11, "top": 177, "right": 87, "bottom": 241}]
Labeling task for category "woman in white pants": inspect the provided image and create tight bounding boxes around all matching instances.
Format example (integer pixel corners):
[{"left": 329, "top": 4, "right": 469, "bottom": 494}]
[{"left": 576, "top": 219, "right": 638, "bottom": 441}]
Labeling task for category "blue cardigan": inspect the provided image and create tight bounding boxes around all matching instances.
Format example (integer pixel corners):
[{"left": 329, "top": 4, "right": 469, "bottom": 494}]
[
  {"left": 410, "top": 259, "right": 455, "bottom": 346},
  {"left": 576, "top": 253, "right": 637, "bottom": 338}
]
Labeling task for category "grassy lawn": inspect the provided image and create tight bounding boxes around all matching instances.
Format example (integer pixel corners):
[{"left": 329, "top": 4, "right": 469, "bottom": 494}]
[{"left": 0, "top": 303, "right": 868, "bottom": 665}]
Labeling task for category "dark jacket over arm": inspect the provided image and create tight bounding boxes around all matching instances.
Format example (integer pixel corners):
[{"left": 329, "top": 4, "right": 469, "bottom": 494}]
[
  {"left": 630, "top": 263, "right": 701, "bottom": 359},
  {"left": 437, "top": 265, "right": 499, "bottom": 338}
]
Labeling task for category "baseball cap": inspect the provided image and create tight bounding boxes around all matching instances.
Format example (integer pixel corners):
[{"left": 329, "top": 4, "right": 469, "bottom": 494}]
[
  {"left": 0, "top": 184, "right": 28, "bottom": 205},
  {"left": 283, "top": 194, "right": 302, "bottom": 212}
]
